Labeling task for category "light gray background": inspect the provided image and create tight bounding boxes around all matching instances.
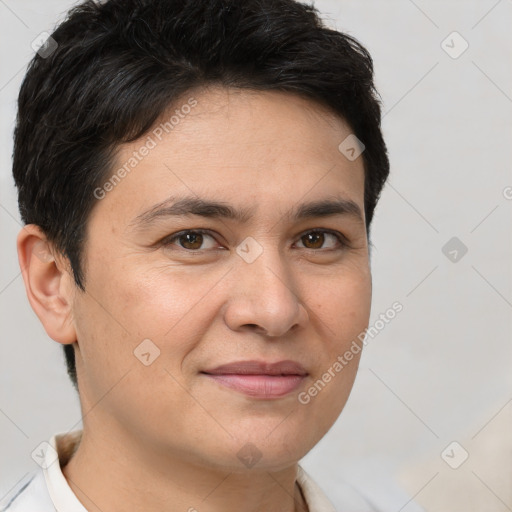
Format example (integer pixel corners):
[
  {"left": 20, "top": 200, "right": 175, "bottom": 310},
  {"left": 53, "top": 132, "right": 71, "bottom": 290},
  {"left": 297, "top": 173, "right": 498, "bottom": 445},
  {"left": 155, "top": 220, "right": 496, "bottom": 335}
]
[{"left": 1, "top": 1, "right": 511, "bottom": 511}]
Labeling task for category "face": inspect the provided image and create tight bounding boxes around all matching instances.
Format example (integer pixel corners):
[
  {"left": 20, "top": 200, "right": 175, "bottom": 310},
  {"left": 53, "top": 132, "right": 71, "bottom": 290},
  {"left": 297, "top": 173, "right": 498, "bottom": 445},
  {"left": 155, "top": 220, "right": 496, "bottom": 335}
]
[{"left": 71, "top": 86, "right": 371, "bottom": 472}]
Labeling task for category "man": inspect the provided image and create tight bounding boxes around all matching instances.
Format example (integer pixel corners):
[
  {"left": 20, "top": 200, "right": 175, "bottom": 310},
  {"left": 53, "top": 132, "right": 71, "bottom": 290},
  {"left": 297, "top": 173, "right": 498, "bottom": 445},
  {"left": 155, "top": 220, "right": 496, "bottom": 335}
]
[{"left": 4, "top": 0, "right": 389, "bottom": 510}]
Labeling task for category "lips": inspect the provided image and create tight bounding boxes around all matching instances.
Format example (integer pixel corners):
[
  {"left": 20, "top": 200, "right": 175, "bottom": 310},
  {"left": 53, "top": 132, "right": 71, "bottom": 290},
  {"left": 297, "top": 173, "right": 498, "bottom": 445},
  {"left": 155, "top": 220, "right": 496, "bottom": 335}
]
[
  {"left": 201, "top": 360, "right": 308, "bottom": 398},
  {"left": 203, "top": 360, "right": 308, "bottom": 376}
]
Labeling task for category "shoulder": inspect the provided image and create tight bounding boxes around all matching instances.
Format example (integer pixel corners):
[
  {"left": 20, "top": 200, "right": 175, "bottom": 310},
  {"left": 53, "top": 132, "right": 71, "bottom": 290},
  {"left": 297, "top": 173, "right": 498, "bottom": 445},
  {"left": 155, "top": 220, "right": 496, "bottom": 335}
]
[
  {"left": 0, "top": 470, "right": 55, "bottom": 512},
  {"left": 1, "top": 430, "right": 83, "bottom": 512},
  {"left": 297, "top": 465, "right": 381, "bottom": 512}
]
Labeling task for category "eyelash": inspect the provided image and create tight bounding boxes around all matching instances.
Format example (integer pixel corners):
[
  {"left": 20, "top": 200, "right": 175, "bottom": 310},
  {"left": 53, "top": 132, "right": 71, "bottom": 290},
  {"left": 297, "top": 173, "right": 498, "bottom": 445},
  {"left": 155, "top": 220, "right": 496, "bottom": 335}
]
[{"left": 159, "top": 228, "right": 350, "bottom": 252}]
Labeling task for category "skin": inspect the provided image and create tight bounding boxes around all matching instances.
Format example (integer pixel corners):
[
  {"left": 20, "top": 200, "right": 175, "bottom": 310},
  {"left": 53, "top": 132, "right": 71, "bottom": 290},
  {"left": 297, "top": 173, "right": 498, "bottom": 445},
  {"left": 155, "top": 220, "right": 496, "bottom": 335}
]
[{"left": 17, "top": 86, "right": 372, "bottom": 512}]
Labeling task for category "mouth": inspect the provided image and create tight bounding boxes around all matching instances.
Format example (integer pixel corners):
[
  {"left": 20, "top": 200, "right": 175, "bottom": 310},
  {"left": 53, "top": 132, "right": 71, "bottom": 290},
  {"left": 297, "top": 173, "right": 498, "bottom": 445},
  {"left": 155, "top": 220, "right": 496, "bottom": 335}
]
[{"left": 201, "top": 360, "right": 308, "bottom": 399}]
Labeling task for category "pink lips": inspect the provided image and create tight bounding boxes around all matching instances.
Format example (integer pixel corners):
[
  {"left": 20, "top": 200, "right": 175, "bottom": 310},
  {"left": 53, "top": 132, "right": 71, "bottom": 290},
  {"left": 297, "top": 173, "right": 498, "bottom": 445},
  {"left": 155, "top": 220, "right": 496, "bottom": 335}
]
[{"left": 202, "top": 360, "right": 308, "bottom": 399}]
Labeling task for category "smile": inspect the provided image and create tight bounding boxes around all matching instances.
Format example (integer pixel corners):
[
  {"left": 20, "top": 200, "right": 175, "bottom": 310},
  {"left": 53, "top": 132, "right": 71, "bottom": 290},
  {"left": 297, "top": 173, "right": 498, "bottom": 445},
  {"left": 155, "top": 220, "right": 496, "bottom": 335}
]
[{"left": 202, "top": 373, "right": 307, "bottom": 398}]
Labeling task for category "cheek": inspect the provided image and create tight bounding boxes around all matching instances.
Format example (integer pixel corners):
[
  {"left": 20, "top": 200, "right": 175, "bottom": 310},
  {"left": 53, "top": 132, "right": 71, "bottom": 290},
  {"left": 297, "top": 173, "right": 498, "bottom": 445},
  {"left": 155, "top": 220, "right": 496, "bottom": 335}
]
[
  {"left": 133, "top": 268, "right": 218, "bottom": 320},
  {"left": 70, "top": 271, "right": 196, "bottom": 417},
  {"left": 93, "top": 266, "right": 223, "bottom": 365},
  {"left": 300, "top": 270, "right": 371, "bottom": 417},
  {"left": 311, "top": 269, "right": 372, "bottom": 345}
]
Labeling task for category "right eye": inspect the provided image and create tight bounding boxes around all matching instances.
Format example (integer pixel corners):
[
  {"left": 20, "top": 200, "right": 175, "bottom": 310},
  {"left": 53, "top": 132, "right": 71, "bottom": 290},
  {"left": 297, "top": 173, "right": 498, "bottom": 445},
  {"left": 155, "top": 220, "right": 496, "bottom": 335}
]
[{"left": 160, "top": 229, "right": 222, "bottom": 251}]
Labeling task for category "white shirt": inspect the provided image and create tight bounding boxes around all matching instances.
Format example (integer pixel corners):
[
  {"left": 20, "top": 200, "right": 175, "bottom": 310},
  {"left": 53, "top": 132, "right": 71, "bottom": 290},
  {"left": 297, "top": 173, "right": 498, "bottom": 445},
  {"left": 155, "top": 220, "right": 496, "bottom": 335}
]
[{"left": 1, "top": 431, "right": 378, "bottom": 511}]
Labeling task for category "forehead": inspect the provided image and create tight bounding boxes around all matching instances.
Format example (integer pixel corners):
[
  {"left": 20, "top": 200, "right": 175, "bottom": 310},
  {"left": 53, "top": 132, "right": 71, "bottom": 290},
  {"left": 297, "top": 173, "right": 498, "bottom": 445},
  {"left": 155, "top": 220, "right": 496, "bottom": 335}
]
[{"left": 89, "top": 87, "right": 366, "bottom": 229}]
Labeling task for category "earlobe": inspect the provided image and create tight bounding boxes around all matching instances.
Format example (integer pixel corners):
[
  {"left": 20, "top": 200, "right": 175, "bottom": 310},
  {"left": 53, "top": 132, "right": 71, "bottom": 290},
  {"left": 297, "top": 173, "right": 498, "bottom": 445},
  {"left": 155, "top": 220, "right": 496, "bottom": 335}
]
[{"left": 16, "top": 224, "right": 77, "bottom": 345}]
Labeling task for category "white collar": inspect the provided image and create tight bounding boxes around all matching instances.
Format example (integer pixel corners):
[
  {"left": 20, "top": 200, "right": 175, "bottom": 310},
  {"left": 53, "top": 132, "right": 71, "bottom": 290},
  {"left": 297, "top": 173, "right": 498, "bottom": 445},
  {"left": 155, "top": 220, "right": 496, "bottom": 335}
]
[
  {"left": 43, "top": 431, "right": 336, "bottom": 512},
  {"left": 43, "top": 432, "right": 87, "bottom": 512}
]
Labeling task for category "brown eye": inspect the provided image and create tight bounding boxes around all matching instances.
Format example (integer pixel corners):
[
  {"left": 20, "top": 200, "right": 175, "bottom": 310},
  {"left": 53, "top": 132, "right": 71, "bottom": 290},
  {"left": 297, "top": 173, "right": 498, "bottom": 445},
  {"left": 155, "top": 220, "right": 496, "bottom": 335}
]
[
  {"left": 177, "top": 232, "right": 204, "bottom": 250},
  {"left": 301, "top": 232, "right": 325, "bottom": 249},
  {"left": 161, "top": 230, "right": 219, "bottom": 251},
  {"left": 296, "top": 230, "right": 346, "bottom": 251}
]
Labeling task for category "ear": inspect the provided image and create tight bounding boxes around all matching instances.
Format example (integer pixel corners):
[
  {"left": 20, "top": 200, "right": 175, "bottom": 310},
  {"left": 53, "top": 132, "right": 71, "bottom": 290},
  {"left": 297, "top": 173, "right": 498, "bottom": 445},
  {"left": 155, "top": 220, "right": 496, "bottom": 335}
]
[{"left": 16, "top": 224, "right": 77, "bottom": 345}]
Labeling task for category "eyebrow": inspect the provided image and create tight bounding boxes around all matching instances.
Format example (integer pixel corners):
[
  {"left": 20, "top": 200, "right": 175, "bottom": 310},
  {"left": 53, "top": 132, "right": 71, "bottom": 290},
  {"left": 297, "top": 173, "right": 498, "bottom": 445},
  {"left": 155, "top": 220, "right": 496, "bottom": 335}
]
[{"left": 130, "top": 195, "right": 364, "bottom": 230}]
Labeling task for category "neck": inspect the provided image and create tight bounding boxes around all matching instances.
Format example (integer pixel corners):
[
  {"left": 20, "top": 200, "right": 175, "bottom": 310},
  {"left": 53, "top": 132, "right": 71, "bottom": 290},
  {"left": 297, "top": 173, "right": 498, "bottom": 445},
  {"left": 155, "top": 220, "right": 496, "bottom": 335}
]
[{"left": 62, "top": 427, "right": 308, "bottom": 512}]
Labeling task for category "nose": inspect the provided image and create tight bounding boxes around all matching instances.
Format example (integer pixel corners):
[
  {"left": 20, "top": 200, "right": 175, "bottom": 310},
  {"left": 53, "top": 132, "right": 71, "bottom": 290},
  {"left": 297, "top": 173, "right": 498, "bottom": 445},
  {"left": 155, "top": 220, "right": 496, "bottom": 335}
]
[{"left": 223, "top": 247, "right": 309, "bottom": 338}]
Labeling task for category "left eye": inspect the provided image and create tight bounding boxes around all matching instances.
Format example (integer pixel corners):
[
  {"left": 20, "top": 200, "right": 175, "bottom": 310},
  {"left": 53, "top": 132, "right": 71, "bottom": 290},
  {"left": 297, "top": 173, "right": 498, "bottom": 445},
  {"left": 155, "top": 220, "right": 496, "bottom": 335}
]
[
  {"left": 161, "top": 229, "right": 347, "bottom": 251},
  {"left": 295, "top": 230, "right": 346, "bottom": 250}
]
